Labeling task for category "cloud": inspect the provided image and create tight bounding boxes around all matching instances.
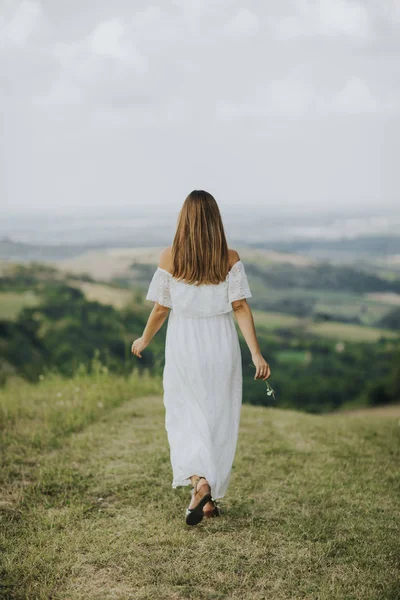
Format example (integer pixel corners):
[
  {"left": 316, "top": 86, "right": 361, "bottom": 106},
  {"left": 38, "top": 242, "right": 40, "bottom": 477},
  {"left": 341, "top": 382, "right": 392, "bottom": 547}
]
[
  {"left": 180, "top": 0, "right": 204, "bottom": 31},
  {"left": 274, "top": 0, "right": 371, "bottom": 40},
  {"left": 0, "top": 0, "right": 42, "bottom": 45},
  {"left": 2, "top": 0, "right": 400, "bottom": 123},
  {"left": 89, "top": 19, "right": 126, "bottom": 60},
  {"left": 217, "top": 77, "right": 316, "bottom": 119},
  {"left": 1, "top": 1, "right": 400, "bottom": 215},
  {"left": 55, "top": 18, "right": 148, "bottom": 70},
  {"left": 133, "top": 6, "right": 162, "bottom": 28},
  {"left": 225, "top": 8, "right": 260, "bottom": 35},
  {"left": 334, "top": 77, "right": 377, "bottom": 114},
  {"left": 44, "top": 17, "right": 151, "bottom": 109},
  {"left": 217, "top": 75, "right": 394, "bottom": 119},
  {"left": 266, "top": 77, "right": 315, "bottom": 116}
]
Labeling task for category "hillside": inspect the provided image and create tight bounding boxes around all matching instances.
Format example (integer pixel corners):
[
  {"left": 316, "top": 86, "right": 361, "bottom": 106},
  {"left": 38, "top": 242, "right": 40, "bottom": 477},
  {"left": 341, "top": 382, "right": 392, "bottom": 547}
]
[
  {"left": 1, "top": 373, "right": 399, "bottom": 600},
  {"left": 1, "top": 260, "right": 400, "bottom": 413}
]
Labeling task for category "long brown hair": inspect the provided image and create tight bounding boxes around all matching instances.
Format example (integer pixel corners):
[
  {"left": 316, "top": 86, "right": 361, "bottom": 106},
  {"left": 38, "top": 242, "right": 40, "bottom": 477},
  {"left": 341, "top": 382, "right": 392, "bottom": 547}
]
[{"left": 171, "top": 190, "right": 229, "bottom": 285}]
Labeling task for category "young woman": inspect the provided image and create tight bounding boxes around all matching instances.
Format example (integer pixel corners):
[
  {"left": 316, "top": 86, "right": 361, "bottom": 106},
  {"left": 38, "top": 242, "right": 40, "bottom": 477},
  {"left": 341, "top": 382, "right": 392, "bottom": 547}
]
[{"left": 131, "top": 190, "right": 271, "bottom": 526}]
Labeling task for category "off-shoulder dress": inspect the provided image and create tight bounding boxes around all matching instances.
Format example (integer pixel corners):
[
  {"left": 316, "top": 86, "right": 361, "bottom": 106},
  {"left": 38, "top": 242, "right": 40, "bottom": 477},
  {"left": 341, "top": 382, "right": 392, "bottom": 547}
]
[{"left": 145, "top": 260, "right": 252, "bottom": 500}]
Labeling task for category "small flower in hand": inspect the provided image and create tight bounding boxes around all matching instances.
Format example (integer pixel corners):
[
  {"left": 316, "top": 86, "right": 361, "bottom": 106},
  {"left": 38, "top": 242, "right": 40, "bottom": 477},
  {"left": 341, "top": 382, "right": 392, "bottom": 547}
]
[{"left": 248, "top": 363, "right": 276, "bottom": 400}]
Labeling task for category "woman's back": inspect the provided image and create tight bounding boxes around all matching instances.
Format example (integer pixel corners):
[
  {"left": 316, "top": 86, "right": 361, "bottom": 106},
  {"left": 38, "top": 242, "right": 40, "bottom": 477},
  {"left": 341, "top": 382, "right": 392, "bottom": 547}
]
[{"left": 146, "top": 255, "right": 252, "bottom": 318}]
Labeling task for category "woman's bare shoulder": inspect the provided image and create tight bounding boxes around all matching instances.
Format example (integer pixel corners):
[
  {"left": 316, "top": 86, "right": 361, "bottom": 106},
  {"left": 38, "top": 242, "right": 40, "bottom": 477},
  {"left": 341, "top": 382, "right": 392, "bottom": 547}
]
[
  {"left": 228, "top": 248, "right": 240, "bottom": 270},
  {"left": 158, "top": 246, "right": 173, "bottom": 271}
]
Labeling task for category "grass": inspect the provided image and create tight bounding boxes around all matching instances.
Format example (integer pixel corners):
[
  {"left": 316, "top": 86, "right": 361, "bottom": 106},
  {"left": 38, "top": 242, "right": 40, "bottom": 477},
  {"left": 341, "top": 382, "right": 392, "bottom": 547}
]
[
  {"left": 0, "top": 365, "right": 162, "bottom": 455},
  {"left": 252, "top": 310, "right": 302, "bottom": 330},
  {"left": 0, "top": 291, "right": 38, "bottom": 320},
  {"left": 63, "top": 278, "right": 399, "bottom": 339},
  {"left": 67, "top": 281, "right": 136, "bottom": 309},
  {"left": 1, "top": 373, "right": 399, "bottom": 599},
  {"left": 276, "top": 350, "right": 311, "bottom": 365},
  {"left": 252, "top": 309, "right": 399, "bottom": 342},
  {"left": 307, "top": 321, "right": 399, "bottom": 342}
]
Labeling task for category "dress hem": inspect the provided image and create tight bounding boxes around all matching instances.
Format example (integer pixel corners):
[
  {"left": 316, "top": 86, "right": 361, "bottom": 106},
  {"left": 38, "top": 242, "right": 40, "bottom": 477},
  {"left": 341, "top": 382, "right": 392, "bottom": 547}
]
[
  {"left": 172, "top": 480, "right": 191, "bottom": 489},
  {"left": 171, "top": 480, "right": 224, "bottom": 500}
]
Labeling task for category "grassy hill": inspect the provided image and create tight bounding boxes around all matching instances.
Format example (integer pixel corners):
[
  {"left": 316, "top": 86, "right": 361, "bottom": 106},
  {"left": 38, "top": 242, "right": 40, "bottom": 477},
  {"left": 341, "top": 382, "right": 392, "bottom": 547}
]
[
  {"left": 1, "top": 372, "right": 399, "bottom": 600},
  {"left": 1, "top": 261, "right": 399, "bottom": 412}
]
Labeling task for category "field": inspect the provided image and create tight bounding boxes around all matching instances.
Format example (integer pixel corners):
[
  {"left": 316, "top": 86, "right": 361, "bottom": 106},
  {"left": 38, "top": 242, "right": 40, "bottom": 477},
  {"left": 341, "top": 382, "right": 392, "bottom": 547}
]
[
  {"left": 54, "top": 247, "right": 166, "bottom": 281},
  {"left": 0, "top": 286, "right": 397, "bottom": 343},
  {"left": 1, "top": 372, "right": 399, "bottom": 600},
  {"left": 2, "top": 248, "right": 399, "bottom": 343},
  {"left": 53, "top": 247, "right": 316, "bottom": 281},
  {"left": 0, "top": 291, "right": 38, "bottom": 320},
  {"left": 251, "top": 309, "right": 399, "bottom": 342},
  {"left": 1, "top": 289, "right": 395, "bottom": 346},
  {"left": 69, "top": 281, "right": 137, "bottom": 309}
]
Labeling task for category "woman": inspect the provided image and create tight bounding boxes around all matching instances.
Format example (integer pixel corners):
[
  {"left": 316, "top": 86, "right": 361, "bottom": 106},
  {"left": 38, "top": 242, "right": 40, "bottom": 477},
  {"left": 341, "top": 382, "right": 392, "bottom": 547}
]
[{"left": 131, "top": 190, "right": 271, "bottom": 526}]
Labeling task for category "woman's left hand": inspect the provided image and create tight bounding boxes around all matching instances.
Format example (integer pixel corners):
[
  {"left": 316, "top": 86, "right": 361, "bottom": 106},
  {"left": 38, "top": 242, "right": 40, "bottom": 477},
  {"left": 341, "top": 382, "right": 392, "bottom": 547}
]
[{"left": 131, "top": 337, "right": 148, "bottom": 358}]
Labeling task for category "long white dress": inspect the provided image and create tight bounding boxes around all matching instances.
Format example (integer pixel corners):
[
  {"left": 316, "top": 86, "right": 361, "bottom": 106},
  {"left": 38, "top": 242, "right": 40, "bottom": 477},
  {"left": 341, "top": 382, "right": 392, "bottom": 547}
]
[{"left": 146, "top": 260, "right": 252, "bottom": 501}]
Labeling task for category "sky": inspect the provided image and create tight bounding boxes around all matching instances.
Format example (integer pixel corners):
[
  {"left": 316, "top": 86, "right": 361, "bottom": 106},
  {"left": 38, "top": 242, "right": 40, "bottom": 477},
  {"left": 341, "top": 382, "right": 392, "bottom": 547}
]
[{"left": 1, "top": 0, "right": 399, "bottom": 218}]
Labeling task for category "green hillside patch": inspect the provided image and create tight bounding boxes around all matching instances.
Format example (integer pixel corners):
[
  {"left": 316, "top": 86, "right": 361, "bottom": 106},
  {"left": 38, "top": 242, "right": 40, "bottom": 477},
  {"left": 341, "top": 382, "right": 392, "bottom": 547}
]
[
  {"left": 0, "top": 290, "right": 39, "bottom": 320},
  {"left": 68, "top": 281, "right": 136, "bottom": 309},
  {"left": 252, "top": 309, "right": 399, "bottom": 342},
  {"left": 308, "top": 320, "right": 398, "bottom": 342},
  {"left": 1, "top": 374, "right": 399, "bottom": 600},
  {"left": 276, "top": 349, "right": 311, "bottom": 365},
  {"left": 252, "top": 310, "right": 302, "bottom": 330}
]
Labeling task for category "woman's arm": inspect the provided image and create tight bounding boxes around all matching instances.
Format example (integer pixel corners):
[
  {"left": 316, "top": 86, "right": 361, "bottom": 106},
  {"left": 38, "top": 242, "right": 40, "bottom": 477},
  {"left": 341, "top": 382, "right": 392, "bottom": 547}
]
[
  {"left": 132, "top": 248, "right": 172, "bottom": 358},
  {"left": 131, "top": 303, "right": 170, "bottom": 358},
  {"left": 231, "top": 299, "right": 271, "bottom": 380}
]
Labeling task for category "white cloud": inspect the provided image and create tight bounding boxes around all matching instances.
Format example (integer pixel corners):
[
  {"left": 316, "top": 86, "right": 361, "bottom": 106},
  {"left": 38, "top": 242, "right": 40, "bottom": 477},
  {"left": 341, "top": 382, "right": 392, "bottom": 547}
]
[
  {"left": 217, "top": 75, "right": 398, "bottom": 120},
  {"left": 177, "top": 0, "right": 204, "bottom": 32},
  {"left": 275, "top": 0, "right": 370, "bottom": 40},
  {"left": 47, "top": 17, "right": 149, "bottom": 109},
  {"left": 225, "top": 8, "right": 259, "bottom": 35},
  {"left": 33, "top": 77, "right": 83, "bottom": 108},
  {"left": 89, "top": 19, "right": 126, "bottom": 60},
  {"left": 1, "top": 1, "right": 400, "bottom": 215},
  {"left": 53, "top": 17, "right": 148, "bottom": 71},
  {"left": 334, "top": 77, "right": 377, "bottom": 114},
  {"left": 0, "top": 0, "right": 42, "bottom": 45},
  {"left": 88, "top": 19, "right": 147, "bottom": 70},
  {"left": 266, "top": 77, "right": 315, "bottom": 116},
  {"left": 217, "top": 78, "right": 317, "bottom": 119},
  {"left": 133, "top": 6, "right": 162, "bottom": 28},
  {"left": 319, "top": 0, "right": 370, "bottom": 38}
]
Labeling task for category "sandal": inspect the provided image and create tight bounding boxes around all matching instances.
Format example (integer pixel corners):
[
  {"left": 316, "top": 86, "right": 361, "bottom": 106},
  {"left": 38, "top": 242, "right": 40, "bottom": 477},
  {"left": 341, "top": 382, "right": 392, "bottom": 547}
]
[
  {"left": 185, "top": 476, "right": 212, "bottom": 526},
  {"left": 203, "top": 501, "right": 220, "bottom": 518}
]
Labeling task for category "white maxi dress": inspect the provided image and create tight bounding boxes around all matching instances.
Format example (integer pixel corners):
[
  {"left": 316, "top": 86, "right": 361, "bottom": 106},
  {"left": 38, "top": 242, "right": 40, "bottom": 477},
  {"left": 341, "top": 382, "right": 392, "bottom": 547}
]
[{"left": 146, "top": 260, "right": 252, "bottom": 501}]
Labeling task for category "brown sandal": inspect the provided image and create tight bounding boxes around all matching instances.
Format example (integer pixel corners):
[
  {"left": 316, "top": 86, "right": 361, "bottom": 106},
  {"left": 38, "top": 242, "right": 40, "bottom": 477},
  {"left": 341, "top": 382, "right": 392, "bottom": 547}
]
[
  {"left": 185, "top": 476, "right": 212, "bottom": 526},
  {"left": 203, "top": 501, "right": 220, "bottom": 518}
]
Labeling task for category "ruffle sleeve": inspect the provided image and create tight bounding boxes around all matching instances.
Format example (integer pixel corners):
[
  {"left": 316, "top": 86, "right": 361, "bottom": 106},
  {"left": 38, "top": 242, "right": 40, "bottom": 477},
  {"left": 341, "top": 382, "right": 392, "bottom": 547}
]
[
  {"left": 228, "top": 260, "right": 252, "bottom": 303},
  {"left": 146, "top": 268, "right": 173, "bottom": 308}
]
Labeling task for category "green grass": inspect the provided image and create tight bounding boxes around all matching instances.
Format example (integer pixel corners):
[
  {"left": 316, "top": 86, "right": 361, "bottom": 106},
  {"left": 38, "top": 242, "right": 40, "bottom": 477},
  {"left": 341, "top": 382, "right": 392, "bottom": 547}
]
[
  {"left": 0, "top": 366, "right": 162, "bottom": 455},
  {"left": 67, "top": 281, "right": 137, "bottom": 309},
  {"left": 249, "top": 283, "right": 396, "bottom": 327},
  {"left": 0, "top": 291, "right": 38, "bottom": 319},
  {"left": 1, "top": 373, "right": 399, "bottom": 599},
  {"left": 252, "top": 309, "right": 399, "bottom": 342},
  {"left": 308, "top": 321, "right": 399, "bottom": 342},
  {"left": 252, "top": 310, "right": 302, "bottom": 330},
  {"left": 276, "top": 350, "right": 311, "bottom": 365}
]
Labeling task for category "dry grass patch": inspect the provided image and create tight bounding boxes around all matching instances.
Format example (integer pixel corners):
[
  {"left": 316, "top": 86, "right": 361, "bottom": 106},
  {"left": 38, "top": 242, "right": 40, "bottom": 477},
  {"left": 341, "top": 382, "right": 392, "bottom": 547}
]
[{"left": 68, "top": 281, "right": 136, "bottom": 308}]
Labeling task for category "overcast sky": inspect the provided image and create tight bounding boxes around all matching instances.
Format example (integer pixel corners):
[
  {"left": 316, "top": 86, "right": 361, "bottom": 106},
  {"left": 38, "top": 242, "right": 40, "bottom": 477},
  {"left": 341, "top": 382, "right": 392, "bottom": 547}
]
[{"left": 1, "top": 0, "right": 399, "bottom": 218}]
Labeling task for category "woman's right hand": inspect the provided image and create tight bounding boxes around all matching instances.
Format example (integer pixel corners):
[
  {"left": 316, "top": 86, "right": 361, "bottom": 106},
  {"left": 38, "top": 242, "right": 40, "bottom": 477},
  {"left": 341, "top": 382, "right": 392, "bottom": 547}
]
[
  {"left": 252, "top": 353, "right": 271, "bottom": 380},
  {"left": 131, "top": 336, "right": 148, "bottom": 358}
]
